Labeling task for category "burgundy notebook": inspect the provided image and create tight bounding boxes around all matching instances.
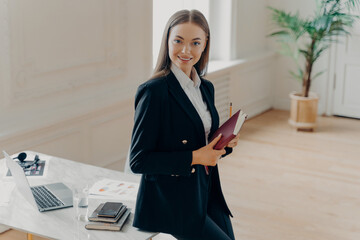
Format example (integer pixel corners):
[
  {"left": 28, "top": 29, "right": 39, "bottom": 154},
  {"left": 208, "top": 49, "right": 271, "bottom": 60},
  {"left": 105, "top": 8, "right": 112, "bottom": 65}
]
[
  {"left": 210, "top": 109, "right": 248, "bottom": 150},
  {"left": 204, "top": 109, "right": 247, "bottom": 175}
]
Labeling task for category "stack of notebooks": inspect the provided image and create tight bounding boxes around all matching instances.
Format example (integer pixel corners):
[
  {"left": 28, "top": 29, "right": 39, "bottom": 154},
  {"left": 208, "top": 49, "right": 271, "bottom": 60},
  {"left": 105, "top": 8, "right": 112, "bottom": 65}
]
[{"left": 85, "top": 202, "right": 131, "bottom": 231}]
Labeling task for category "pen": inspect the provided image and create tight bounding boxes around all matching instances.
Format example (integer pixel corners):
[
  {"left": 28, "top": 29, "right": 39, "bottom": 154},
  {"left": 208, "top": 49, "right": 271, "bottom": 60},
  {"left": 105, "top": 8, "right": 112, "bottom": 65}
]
[{"left": 230, "top": 102, "right": 232, "bottom": 117}]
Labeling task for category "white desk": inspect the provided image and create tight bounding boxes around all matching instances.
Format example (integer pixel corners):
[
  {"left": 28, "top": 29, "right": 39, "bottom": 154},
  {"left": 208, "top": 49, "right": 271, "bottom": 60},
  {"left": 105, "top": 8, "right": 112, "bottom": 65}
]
[{"left": 0, "top": 151, "right": 157, "bottom": 240}]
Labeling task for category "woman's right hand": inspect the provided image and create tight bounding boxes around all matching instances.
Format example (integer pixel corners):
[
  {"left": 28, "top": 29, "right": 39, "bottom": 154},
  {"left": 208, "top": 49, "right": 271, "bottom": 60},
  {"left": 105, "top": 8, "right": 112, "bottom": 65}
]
[{"left": 191, "top": 134, "right": 226, "bottom": 166}]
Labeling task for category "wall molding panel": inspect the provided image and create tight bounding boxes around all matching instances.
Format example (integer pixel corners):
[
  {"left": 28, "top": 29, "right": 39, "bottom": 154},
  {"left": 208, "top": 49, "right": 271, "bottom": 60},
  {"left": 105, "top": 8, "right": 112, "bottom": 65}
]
[
  {"left": 8, "top": 0, "right": 127, "bottom": 103},
  {"left": 0, "top": 100, "right": 134, "bottom": 170},
  {"left": 0, "top": 0, "right": 152, "bottom": 172}
]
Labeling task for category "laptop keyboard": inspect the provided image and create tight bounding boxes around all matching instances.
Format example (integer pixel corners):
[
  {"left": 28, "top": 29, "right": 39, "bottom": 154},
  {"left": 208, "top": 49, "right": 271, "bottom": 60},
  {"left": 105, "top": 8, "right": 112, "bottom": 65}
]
[{"left": 31, "top": 185, "right": 64, "bottom": 209}]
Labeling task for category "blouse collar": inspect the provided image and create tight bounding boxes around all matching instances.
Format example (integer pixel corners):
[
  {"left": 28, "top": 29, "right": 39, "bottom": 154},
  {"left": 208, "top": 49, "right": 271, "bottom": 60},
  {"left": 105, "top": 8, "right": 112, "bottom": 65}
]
[{"left": 170, "top": 64, "right": 201, "bottom": 89}]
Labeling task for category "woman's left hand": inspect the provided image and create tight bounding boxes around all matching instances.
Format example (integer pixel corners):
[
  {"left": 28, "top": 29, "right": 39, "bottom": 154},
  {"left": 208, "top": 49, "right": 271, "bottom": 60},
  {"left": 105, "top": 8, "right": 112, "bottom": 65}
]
[{"left": 226, "top": 132, "right": 240, "bottom": 148}]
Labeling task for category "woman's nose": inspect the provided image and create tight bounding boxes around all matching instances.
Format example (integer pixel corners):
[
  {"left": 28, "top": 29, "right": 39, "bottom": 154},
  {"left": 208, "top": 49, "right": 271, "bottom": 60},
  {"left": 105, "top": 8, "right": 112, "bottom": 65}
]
[{"left": 181, "top": 44, "right": 191, "bottom": 53}]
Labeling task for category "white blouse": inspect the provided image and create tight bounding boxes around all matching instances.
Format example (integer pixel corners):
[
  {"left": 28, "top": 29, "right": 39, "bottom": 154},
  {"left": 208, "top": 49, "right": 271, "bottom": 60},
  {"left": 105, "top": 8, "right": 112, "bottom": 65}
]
[{"left": 171, "top": 64, "right": 212, "bottom": 144}]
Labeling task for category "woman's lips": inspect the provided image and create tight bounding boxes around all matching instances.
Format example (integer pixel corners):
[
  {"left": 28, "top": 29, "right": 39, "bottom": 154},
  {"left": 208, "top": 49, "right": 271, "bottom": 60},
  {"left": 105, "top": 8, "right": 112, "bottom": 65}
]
[{"left": 178, "top": 56, "right": 192, "bottom": 62}]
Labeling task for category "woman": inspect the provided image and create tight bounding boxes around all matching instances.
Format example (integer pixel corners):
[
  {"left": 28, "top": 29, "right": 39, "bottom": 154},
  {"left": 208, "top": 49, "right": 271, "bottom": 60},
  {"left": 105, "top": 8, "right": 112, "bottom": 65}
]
[{"left": 130, "top": 9, "right": 240, "bottom": 240}]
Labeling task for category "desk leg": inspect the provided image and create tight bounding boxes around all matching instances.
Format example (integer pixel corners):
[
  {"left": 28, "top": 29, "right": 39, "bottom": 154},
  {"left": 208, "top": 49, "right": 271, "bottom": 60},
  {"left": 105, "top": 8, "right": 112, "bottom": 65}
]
[{"left": 27, "top": 233, "right": 33, "bottom": 240}]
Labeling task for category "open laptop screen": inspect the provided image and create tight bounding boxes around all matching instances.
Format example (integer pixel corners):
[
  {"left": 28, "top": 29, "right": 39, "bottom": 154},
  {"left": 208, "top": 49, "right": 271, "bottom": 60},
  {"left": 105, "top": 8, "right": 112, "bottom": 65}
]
[{"left": 3, "top": 151, "right": 38, "bottom": 209}]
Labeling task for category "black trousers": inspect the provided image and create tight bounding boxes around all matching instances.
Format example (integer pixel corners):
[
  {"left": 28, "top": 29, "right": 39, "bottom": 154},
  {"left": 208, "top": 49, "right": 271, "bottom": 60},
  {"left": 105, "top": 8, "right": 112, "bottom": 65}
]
[{"left": 172, "top": 202, "right": 235, "bottom": 240}]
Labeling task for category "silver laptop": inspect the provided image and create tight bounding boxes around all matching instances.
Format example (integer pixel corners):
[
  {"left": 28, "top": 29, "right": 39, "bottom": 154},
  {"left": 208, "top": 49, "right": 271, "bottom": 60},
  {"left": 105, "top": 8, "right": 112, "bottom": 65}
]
[{"left": 3, "top": 151, "right": 73, "bottom": 212}]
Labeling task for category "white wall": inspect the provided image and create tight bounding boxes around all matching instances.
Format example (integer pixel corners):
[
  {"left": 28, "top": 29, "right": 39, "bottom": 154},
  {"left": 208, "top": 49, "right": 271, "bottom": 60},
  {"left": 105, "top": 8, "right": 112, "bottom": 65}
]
[
  {"left": 266, "top": 0, "right": 333, "bottom": 114},
  {"left": 0, "top": 0, "right": 152, "bottom": 170},
  {"left": 216, "top": 0, "right": 346, "bottom": 117},
  {"left": 2, "top": 0, "right": 333, "bottom": 171},
  {"left": 235, "top": 0, "right": 269, "bottom": 58},
  {"left": 207, "top": 53, "right": 276, "bottom": 124},
  {"left": 210, "top": 0, "right": 275, "bottom": 121},
  {"left": 0, "top": 0, "right": 277, "bottom": 172}
]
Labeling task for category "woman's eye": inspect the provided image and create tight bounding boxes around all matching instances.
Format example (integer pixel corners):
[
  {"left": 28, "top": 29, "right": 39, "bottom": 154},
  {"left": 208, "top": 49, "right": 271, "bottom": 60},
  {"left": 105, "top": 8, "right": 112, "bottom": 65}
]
[
  {"left": 174, "top": 39, "right": 181, "bottom": 43},
  {"left": 193, "top": 42, "right": 201, "bottom": 46}
]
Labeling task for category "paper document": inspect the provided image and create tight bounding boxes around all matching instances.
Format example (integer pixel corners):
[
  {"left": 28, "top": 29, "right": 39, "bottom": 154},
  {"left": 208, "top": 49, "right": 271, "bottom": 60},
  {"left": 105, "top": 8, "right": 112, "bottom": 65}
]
[{"left": 89, "top": 178, "right": 139, "bottom": 201}]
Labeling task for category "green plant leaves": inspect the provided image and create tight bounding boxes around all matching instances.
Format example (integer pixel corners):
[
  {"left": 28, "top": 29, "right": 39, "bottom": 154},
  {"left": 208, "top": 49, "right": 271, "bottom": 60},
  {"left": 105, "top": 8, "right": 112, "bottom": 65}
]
[{"left": 267, "top": 0, "right": 360, "bottom": 97}]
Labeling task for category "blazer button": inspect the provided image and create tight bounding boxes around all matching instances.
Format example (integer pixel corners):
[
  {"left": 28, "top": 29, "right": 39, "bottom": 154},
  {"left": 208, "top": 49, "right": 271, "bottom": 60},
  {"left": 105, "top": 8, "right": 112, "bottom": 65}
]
[
  {"left": 191, "top": 168, "right": 196, "bottom": 173},
  {"left": 182, "top": 140, "right": 188, "bottom": 144}
]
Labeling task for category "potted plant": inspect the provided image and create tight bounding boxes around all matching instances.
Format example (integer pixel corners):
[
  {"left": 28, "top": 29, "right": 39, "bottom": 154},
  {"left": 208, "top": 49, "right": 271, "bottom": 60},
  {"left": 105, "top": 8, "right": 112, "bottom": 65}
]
[{"left": 268, "top": 0, "right": 359, "bottom": 131}]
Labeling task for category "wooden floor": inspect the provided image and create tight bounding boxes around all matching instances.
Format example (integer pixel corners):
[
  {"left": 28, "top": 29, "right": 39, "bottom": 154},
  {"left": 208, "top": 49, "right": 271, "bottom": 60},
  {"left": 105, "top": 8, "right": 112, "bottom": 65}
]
[
  {"left": 220, "top": 109, "right": 360, "bottom": 240},
  {"left": 1, "top": 109, "right": 359, "bottom": 240}
]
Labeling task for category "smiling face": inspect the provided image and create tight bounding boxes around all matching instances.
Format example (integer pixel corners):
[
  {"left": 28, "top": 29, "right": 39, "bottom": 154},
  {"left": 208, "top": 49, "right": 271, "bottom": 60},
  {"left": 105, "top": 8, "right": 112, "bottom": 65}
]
[{"left": 168, "top": 22, "right": 207, "bottom": 78}]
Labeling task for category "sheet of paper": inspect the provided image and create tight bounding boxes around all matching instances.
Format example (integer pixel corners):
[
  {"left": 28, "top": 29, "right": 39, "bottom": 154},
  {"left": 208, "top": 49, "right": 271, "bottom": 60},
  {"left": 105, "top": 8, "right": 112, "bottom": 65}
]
[{"left": 89, "top": 178, "right": 139, "bottom": 201}]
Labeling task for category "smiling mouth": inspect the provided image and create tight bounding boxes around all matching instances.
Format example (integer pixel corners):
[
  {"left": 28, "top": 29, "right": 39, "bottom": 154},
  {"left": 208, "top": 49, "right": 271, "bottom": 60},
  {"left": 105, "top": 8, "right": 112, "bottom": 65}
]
[{"left": 178, "top": 56, "right": 192, "bottom": 62}]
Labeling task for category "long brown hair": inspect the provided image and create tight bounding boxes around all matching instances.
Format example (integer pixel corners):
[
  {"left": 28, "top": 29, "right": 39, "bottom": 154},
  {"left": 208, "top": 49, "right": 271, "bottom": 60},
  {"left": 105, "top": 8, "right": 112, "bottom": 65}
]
[{"left": 151, "top": 9, "right": 210, "bottom": 79}]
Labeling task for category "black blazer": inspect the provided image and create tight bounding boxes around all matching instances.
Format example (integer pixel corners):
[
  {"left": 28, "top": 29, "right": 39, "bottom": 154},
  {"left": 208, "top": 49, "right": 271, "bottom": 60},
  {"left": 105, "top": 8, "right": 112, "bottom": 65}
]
[{"left": 130, "top": 72, "right": 233, "bottom": 236}]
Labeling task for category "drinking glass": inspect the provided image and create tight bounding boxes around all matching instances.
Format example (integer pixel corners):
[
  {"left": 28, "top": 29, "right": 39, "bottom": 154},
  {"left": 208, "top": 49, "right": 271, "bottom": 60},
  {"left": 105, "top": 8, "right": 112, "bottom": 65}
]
[{"left": 73, "top": 186, "right": 89, "bottom": 221}]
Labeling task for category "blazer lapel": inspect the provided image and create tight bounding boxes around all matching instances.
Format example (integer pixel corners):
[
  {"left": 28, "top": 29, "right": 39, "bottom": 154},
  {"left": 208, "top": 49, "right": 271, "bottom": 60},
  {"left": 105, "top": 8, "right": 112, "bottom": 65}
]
[{"left": 166, "top": 72, "right": 206, "bottom": 143}]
